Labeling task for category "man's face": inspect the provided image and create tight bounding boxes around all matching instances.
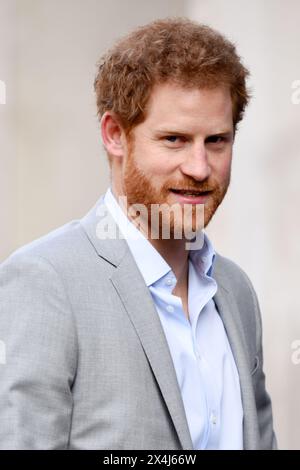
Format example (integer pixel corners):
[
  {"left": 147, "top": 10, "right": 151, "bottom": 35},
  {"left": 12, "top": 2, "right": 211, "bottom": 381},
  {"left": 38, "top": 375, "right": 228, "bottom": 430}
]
[{"left": 116, "top": 81, "right": 234, "bottom": 237}]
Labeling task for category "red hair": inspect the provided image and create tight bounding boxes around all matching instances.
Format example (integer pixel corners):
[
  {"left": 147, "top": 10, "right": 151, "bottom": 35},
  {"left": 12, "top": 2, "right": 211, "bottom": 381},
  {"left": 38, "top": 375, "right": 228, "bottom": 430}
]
[{"left": 95, "top": 17, "right": 250, "bottom": 136}]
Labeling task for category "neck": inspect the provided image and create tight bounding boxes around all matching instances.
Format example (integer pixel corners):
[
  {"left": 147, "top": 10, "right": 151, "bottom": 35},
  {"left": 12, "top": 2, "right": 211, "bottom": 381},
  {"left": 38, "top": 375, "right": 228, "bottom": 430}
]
[{"left": 149, "top": 237, "right": 189, "bottom": 288}]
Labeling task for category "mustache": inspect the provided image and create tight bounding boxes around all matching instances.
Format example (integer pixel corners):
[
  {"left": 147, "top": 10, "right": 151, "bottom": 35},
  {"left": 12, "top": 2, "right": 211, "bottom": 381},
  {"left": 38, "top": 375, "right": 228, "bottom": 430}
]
[{"left": 165, "top": 182, "right": 216, "bottom": 192}]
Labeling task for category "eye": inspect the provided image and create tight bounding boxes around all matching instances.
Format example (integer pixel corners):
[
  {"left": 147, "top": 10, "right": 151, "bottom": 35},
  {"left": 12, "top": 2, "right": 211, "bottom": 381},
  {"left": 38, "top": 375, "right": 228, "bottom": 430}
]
[
  {"left": 164, "top": 135, "right": 186, "bottom": 144},
  {"left": 206, "top": 135, "right": 226, "bottom": 144},
  {"left": 165, "top": 136, "right": 180, "bottom": 143}
]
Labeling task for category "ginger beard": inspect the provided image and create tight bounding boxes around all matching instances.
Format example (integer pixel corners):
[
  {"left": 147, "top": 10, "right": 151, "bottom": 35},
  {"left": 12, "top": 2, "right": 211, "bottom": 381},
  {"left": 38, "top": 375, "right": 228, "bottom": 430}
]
[{"left": 122, "top": 142, "right": 231, "bottom": 240}]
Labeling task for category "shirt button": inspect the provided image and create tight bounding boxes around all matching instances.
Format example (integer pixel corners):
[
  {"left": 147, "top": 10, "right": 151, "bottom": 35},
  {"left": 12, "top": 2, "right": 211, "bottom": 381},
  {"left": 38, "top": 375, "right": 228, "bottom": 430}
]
[
  {"left": 211, "top": 414, "right": 217, "bottom": 425},
  {"left": 165, "top": 278, "right": 173, "bottom": 286},
  {"left": 166, "top": 305, "right": 174, "bottom": 313}
]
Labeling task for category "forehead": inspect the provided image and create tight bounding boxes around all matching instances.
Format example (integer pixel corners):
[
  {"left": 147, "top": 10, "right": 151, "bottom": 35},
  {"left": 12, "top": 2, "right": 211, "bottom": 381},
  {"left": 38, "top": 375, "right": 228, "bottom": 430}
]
[{"left": 142, "top": 81, "right": 233, "bottom": 133}]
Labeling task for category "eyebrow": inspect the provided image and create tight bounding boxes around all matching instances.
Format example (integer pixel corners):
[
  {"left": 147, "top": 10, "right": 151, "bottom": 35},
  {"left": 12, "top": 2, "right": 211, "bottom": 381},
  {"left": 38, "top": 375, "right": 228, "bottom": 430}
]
[
  {"left": 206, "top": 130, "right": 234, "bottom": 138},
  {"left": 154, "top": 129, "right": 234, "bottom": 138}
]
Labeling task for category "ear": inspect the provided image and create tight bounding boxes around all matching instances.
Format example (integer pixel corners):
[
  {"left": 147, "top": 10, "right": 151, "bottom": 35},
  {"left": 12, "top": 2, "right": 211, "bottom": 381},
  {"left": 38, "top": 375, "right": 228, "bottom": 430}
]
[{"left": 100, "top": 111, "right": 126, "bottom": 158}]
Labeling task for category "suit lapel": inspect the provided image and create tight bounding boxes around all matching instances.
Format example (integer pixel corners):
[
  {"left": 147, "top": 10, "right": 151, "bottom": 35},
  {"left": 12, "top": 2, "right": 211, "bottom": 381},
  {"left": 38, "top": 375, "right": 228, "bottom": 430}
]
[
  {"left": 213, "top": 270, "right": 260, "bottom": 450},
  {"left": 111, "top": 250, "right": 193, "bottom": 449}
]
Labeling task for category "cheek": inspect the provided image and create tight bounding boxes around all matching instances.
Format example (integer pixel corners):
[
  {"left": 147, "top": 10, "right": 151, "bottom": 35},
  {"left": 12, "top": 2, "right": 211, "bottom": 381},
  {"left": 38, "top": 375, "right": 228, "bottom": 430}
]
[
  {"left": 213, "top": 154, "right": 232, "bottom": 181},
  {"left": 138, "top": 149, "right": 177, "bottom": 177},
  {"left": 152, "top": 162, "right": 176, "bottom": 177}
]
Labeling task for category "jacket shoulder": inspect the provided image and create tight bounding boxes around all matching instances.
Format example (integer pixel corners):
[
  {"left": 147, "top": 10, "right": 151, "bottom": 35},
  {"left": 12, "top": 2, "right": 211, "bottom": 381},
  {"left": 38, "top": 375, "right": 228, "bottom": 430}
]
[{"left": 1, "top": 219, "right": 91, "bottom": 271}]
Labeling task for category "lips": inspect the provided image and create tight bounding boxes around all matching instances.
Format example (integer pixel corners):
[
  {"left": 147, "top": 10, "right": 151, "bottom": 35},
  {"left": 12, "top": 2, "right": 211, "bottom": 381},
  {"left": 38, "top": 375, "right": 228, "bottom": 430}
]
[
  {"left": 169, "top": 188, "right": 212, "bottom": 205},
  {"left": 170, "top": 189, "right": 211, "bottom": 196}
]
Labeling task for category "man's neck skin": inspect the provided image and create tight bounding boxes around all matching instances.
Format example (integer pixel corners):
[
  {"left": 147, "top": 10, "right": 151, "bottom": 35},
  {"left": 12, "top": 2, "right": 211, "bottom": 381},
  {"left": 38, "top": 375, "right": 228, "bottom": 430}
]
[{"left": 150, "top": 236, "right": 189, "bottom": 287}]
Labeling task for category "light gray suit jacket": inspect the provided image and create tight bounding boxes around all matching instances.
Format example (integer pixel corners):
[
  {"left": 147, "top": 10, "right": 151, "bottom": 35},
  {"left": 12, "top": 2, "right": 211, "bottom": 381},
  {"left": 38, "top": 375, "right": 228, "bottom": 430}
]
[{"left": 0, "top": 196, "right": 276, "bottom": 450}]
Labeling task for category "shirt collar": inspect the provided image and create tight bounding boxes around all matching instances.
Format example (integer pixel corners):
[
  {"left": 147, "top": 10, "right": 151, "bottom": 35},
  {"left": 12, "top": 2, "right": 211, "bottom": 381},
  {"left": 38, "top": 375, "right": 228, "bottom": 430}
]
[
  {"left": 103, "top": 186, "right": 216, "bottom": 286},
  {"left": 189, "top": 233, "right": 216, "bottom": 278}
]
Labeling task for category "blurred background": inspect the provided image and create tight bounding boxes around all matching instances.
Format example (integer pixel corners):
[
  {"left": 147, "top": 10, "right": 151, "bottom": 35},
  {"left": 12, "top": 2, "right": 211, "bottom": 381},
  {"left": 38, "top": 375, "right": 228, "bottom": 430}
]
[{"left": 1, "top": 0, "right": 300, "bottom": 449}]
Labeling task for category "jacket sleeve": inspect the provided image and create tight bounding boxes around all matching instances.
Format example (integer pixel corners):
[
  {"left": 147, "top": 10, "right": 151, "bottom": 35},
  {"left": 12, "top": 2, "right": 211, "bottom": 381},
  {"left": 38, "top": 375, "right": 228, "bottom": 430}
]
[{"left": 0, "top": 251, "right": 77, "bottom": 449}]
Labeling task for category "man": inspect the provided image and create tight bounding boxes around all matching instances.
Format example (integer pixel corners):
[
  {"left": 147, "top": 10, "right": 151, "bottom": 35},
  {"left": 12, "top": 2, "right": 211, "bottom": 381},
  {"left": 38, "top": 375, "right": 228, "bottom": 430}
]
[{"left": 0, "top": 18, "right": 276, "bottom": 449}]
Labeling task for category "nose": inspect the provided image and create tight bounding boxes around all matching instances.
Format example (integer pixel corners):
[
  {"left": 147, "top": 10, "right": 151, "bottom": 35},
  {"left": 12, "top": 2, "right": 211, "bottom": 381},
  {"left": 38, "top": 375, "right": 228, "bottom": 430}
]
[{"left": 179, "top": 143, "right": 211, "bottom": 181}]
